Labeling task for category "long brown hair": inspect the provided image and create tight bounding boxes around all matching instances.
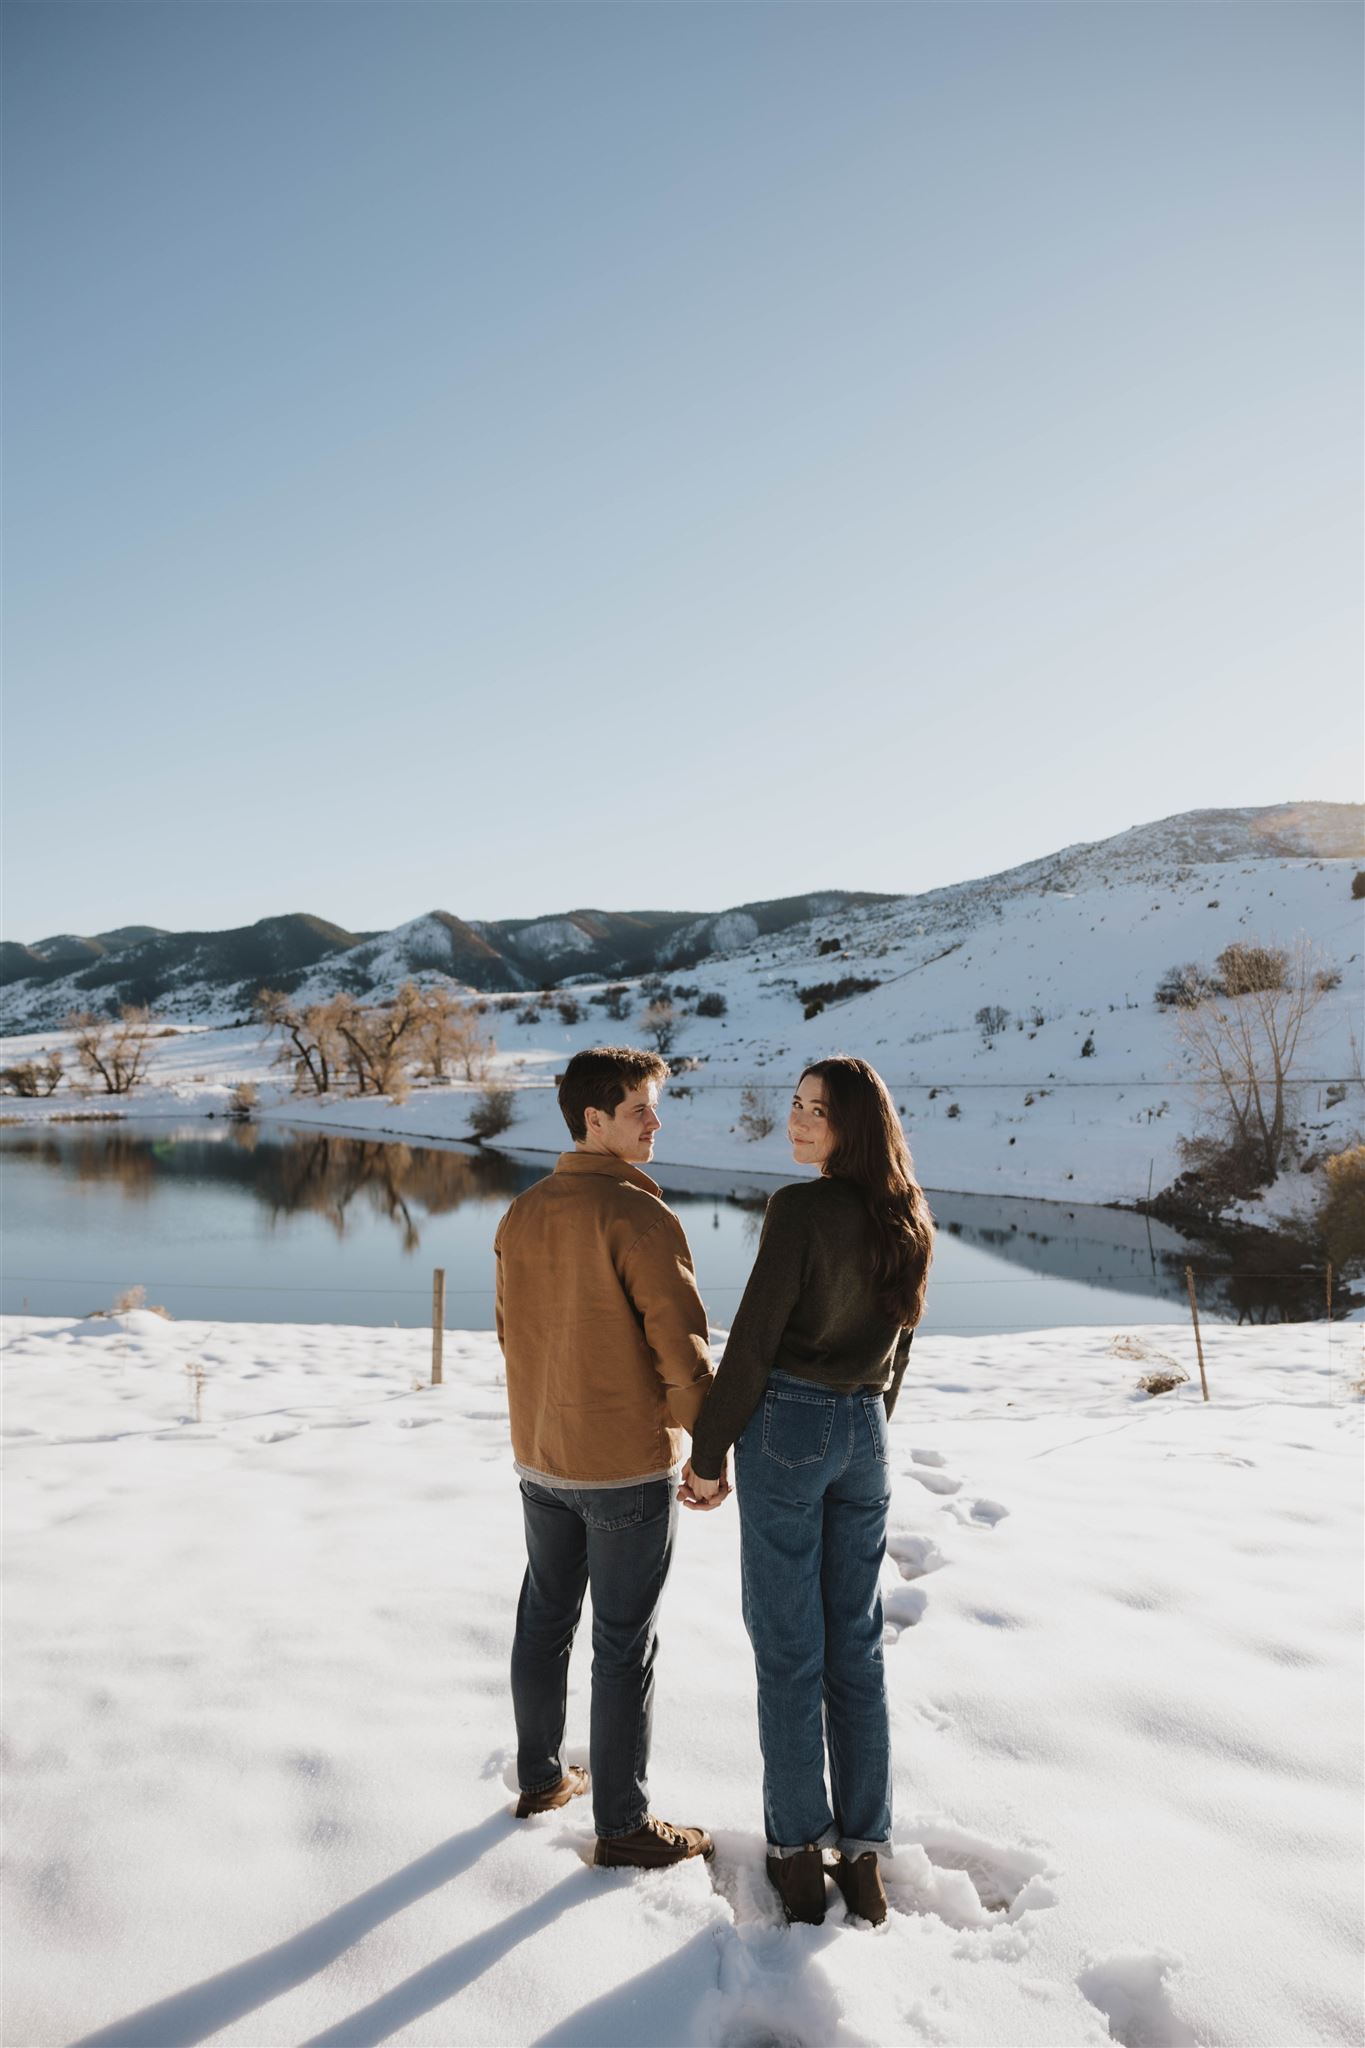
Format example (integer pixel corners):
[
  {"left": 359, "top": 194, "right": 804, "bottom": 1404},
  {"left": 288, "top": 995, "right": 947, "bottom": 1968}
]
[{"left": 800, "top": 1056, "right": 934, "bottom": 1326}]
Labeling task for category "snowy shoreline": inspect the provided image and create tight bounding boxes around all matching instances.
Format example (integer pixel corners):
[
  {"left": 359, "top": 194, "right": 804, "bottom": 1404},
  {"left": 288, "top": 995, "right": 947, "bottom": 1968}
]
[{"left": 4, "top": 1311, "right": 1362, "bottom": 2046}]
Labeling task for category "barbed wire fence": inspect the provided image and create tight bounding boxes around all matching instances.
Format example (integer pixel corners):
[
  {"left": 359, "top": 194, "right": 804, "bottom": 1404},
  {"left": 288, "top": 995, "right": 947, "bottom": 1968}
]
[{"left": 5, "top": 1262, "right": 1361, "bottom": 1408}]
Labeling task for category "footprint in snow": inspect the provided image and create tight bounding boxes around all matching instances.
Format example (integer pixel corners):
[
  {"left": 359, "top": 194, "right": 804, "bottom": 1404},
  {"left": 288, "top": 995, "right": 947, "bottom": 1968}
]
[
  {"left": 907, "top": 1467, "right": 962, "bottom": 1497},
  {"left": 1077, "top": 1948, "right": 1197, "bottom": 2048},
  {"left": 705, "top": 1832, "right": 787, "bottom": 1929},
  {"left": 883, "top": 1586, "right": 928, "bottom": 1640},
  {"left": 909, "top": 1447, "right": 947, "bottom": 1467},
  {"left": 887, "top": 1532, "right": 947, "bottom": 1580},
  {"left": 890, "top": 1824, "right": 1057, "bottom": 1926},
  {"left": 946, "top": 1496, "right": 1009, "bottom": 1527}
]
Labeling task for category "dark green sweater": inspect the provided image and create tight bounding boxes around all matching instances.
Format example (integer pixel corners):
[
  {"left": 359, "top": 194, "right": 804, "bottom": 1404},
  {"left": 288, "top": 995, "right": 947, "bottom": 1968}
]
[{"left": 689, "top": 1176, "right": 915, "bottom": 1480}]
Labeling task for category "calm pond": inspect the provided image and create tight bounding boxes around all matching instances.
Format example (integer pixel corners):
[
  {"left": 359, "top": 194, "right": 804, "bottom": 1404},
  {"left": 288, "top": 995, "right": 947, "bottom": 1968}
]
[{"left": 0, "top": 1121, "right": 1325, "bottom": 1333}]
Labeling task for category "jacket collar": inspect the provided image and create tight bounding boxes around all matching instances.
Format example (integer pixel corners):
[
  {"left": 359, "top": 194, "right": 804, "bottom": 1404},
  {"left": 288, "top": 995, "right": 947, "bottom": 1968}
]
[{"left": 554, "top": 1150, "right": 662, "bottom": 1197}]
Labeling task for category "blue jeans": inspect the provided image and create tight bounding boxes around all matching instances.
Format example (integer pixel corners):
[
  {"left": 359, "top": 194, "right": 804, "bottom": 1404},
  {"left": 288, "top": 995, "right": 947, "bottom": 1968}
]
[
  {"left": 511, "top": 1477, "right": 677, "bottom": 1839},
  {"left": 736, "top": 1371, "right": 893, "bottom": 1861}
]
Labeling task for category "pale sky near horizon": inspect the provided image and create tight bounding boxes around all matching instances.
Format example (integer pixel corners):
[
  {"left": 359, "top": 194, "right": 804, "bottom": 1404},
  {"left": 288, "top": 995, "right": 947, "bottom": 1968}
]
[{"left": 4, "top": 1, "right": 1361, "bottom": 943}]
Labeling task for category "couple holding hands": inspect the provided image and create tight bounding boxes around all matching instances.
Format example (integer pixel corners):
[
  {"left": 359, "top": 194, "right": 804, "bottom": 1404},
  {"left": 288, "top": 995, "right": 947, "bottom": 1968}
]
[{"left": 494, "top": 1045, "right": 934, "bottom": 1927}]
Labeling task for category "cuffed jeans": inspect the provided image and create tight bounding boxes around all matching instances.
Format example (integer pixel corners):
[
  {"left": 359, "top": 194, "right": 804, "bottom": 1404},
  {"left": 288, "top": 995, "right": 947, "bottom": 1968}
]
[
  {"left": 736, "top": 1371, "right": 894, "bottom": 1861},
  {"left": 511, "top": 1476, "right": 677, "bottom": 1840}
]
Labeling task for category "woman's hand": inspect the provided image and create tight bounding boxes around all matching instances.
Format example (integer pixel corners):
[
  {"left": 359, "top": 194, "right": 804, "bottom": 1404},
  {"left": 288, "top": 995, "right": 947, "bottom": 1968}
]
[{"left": 678, "top": 1459, "right": 731, "bottom": 1511}]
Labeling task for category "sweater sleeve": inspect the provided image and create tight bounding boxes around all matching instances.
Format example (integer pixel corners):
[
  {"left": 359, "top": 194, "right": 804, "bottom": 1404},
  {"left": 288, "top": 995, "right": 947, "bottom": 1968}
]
[
  {"left": 883, "top": 1325, "right": 913, "bottom": 1420},
  {"left": 619, "top": 1209, "right": 715, "bottom": 1435},
  {"left": 689, "top": 1191, "right": 806, "bottom": 1479}
]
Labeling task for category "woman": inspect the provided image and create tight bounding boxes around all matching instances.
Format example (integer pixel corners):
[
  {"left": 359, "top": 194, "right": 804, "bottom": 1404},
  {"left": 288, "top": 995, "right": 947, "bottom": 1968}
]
[{"left": 683, "top": 1057, "right": 933, "bottom": 1927}]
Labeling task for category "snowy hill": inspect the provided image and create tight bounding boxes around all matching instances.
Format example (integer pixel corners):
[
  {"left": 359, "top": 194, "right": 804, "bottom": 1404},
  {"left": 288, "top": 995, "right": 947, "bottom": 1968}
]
[{"left": 3, "top": 803, "right": 1361, "bottom": 1214}]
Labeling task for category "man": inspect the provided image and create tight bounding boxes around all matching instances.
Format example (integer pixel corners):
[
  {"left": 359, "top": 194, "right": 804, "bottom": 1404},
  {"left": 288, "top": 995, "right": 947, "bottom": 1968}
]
[{"left": 494, "top": 1045, "right": 727, "bottom": 1869}]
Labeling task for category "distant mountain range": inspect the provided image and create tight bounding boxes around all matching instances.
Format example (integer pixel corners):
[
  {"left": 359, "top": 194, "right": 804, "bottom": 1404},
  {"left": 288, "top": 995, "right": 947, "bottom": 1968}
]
[
  {"left": 3, "top": 802, "right": 1360, "bottom": 1035},
  {"left": 0, "top": 892, "right": 893, "bottom": 1027}
]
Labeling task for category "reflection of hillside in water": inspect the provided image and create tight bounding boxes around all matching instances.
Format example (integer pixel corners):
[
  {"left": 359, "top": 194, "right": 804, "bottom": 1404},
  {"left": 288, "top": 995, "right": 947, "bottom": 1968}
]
[
  {"left": 929, "top": 1189, "right": 1349, "bottom": 1326},
  {"left": 2, "top": 1125, "right": 538, "bottom": 1256},
  {"left": 932, "top": 1191, "right": 1188, "bottom": 1298}
]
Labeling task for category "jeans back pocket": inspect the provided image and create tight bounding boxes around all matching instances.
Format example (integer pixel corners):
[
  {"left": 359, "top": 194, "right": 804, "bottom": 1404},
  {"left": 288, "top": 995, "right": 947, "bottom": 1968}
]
[
  {"left": 761, "top": 1386, "right": 835, "bottom": 1469},
  {"left": 861, "top": 1395, "right": 889, "bottom": 1463},
  {"left": 577, "top": 1484, "right": 645, "bottom": 1531}
]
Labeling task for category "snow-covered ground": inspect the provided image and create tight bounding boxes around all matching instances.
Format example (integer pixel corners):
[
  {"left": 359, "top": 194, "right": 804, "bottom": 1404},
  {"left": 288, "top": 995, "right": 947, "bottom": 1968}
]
[{"left": 4, "top": 1311, "right": 1362, "bottom": 2047}]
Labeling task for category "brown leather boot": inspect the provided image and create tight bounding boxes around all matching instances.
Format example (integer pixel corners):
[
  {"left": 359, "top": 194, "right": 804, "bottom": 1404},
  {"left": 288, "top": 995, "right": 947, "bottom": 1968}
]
[
  {"left": 515, "top": 1765, "right": 589, "bottom": 1818},
  {"left": 832, "top": 1849, "right": 888, "bottom": 1925},
  {"left": 766, "top": 1846, "right": 828, "bottom": 1925},
  {"left": 593, "top": 1815, "right": 714, "bottom": 1868}
]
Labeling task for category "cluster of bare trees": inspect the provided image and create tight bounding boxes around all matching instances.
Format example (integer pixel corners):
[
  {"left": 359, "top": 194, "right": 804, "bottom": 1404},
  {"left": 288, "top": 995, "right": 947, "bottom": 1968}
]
[
  {"left": 1174, "top": 937, "right": 1333, "bottom": 1185},
  {"left": 2, "top": 1008, "right": 162, "bottom": 1097},
  {"left": 256, "top": 984, "right": 495, "bottom": 1106}
]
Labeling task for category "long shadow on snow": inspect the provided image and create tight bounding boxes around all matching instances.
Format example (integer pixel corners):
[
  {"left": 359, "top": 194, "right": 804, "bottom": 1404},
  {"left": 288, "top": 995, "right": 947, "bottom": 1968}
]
[
  {"left": 69, "top": 1812, "right": 511, "bottom": 2048},
  {"left": 531, "top": 1930, "right": 724, "bottom": 2048},
  {"left": 297, "top": 1871, "right": 591, "bottom": 2047}
]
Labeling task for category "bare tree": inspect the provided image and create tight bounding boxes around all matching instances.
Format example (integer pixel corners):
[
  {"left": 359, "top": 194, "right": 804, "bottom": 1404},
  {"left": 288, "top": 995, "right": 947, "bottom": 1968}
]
[
  {"left": 640, "top": 999, "right": 682, "bottom": 1057},
  {"left": 331, "top": 983, "right": 426, "bottom": 1101},
  {"left": 975, "top": 1004, "right": 1010, "bottom": 1042},
  {"left": 1175, "top": 936, "right": 1330, "bottom": 1182},
  {"left": 415, "top": 986, "right": 495, "bottom": 1083},
  {"left": 67, "top": 1008, "right": 156, "bottom": 1095},
  {"left": 256, "top": 989, "right": 340, "bottom": 1097}
]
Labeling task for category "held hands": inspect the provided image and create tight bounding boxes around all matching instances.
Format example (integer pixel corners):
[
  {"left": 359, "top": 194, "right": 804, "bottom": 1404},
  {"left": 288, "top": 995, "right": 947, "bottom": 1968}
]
[{"left": 678, "top": 1459, "right": 731, "bottom": 1512}]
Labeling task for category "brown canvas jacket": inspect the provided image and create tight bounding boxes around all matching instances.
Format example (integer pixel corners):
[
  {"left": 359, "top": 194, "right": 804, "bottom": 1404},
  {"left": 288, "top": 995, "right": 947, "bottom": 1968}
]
[{"left": 494, "top": 1151, "right": 714, "bottom": 1487}]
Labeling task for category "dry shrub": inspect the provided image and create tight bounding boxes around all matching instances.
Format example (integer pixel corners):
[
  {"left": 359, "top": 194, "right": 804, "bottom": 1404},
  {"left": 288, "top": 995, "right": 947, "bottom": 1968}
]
[
  {"left": 1109, "top": 1332, "right": 1187, "bottom": 1396},
  {"left": 1137, "top": 1367, "right": 1189, "bottom": 1397},
  {"left": 227, "top": 1081, "right": 258, "bottom": 1121},
  {"left": 1318, "top": 1146, "right": 1365, "bottom": 1267},
  {"left": 469, "top": 1086, "right": 516, "bottom": 1141},
  {"left": 737, "top": 1084, "right": 776, "bottom": 1141},
  {"left": 1, "top": 1052, "right": 63, "bottom": 1097},
  {"left": 110, "top": 1284, "right": 172, "bottom": 1319}
]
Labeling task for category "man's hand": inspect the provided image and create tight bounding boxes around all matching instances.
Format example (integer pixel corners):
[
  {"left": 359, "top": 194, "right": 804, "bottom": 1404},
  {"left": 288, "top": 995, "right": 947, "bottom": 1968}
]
[{"left": 678, "top": 1459, "right": 731, "bottom": 1511}]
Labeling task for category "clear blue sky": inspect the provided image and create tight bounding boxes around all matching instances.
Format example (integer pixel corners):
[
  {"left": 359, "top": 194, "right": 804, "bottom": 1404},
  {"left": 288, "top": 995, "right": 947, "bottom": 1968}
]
[{"left": 4, "top": 1, "right": 1360, "bottom": 942}]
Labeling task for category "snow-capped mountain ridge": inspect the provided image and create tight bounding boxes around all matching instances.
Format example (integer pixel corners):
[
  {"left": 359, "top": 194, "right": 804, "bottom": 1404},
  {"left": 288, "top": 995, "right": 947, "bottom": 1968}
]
[{"left": 2, "top": 804, "right": 1359, "bottom": 1035}]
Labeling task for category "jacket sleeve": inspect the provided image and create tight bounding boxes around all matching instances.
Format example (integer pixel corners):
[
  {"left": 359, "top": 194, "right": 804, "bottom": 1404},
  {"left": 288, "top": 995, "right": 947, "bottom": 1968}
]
[
  {"left": 883, "top": 1325, "right": 913, "bottom": 1420},
  {"left": 689, "top": 1192, "right": 806, "bottom": 1480},
  {"left": 619, "top": 1210, "right": 714, "bottom": 1435},
  {"left": 493, "top": 1213, "right": 506, "bottom": 1355}
]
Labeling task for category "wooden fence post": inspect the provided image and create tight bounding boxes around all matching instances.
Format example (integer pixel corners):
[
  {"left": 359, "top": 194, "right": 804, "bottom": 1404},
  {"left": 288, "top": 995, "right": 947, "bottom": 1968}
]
[
  {"left": 431, "top": 1267, "right": 446, "bottom": 1387},
  {"left": 1184, "top": 1265, "right": 1209, "bottom": 1403}
]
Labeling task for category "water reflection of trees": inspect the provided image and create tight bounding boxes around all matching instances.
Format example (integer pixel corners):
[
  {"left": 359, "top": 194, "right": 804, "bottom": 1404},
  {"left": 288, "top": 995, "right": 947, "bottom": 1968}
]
[
  {"left": 2, "top": 1131, "right": 160, "bottom": 1200},
  {"left": 2, "top": 1127, "right": 538, "bottom": 1254},
  {"left": 256, "top": 1136, "right": 529, "bottom": 1250}
]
